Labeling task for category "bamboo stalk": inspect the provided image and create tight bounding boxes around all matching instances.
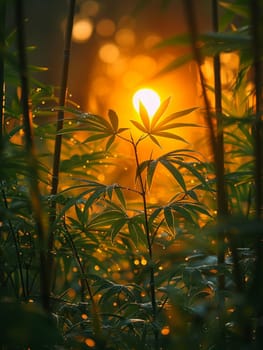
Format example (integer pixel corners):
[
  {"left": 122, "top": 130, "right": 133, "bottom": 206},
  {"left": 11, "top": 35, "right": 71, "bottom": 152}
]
[
  {"left": 48, "top": 0, "right": 76, "bottom": 296},
  {"left": 251, "top": 0, "right": 263, "bottom": 219},
  {"left": 250, "top": 0, "right": 263, "bottom": 346},
  {"left": 15, "top": 0, "right": 49, "bottom": 311},
  {"left": 212, "top": 0, "right": 226, "bottom": 294},
  {"left": 131, "top": 136, "right": 159, "bottom": 350},
  {"left": 183, "top": 1, "right": 227, "bottom": 347},
  {"left": 0, "top": 0, "right": 6, "bottom": 145},
  {"left": 50, "top": 0, "right": 76, "bottom": 199},
  {"left": 48, "top": 0, "right": 76, "bottom": 287}
]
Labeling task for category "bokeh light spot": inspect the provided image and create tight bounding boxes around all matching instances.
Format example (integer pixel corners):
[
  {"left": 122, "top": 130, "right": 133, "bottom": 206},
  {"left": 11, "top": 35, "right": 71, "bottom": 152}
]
[
  {"left": 99, "top": 43, "right": 120, "bottom": 63},
  {"left": 115, "top": 28, "right": 136, "bottom": 48},
  {"left": 72, "top": 19, "right": 93, "bottom": 42},
  {"left": 85, "top": 338, "right": 96, "bottom": 348},
  {"left": 96, "top": 18, "right": 116, "bottom": 37},
  {"left": 161, "top": 326, "right": 170, "bottom": 336}
]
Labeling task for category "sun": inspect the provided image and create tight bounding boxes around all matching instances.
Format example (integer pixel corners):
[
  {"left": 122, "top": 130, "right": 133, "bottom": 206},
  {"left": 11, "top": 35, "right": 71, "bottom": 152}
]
[{"left": 133, "top": 88, "right": 161, "bottom": 118}]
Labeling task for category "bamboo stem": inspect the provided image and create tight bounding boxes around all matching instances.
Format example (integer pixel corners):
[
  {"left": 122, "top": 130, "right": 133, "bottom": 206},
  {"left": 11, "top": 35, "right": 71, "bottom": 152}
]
[
  {"left": 250, "top": 0, "right": 263, "bottom": 346},
  {"left": 183, "top": 1, "right": 227, "bottom": 347},
  {"left": 48, "top": 0, "right": 76, "bottom": 285},
  {"left": 131, "top": 136, "right": 159, "bottom": 350},
  {"left": 50, "top": 0, "right": 75, "bottom": 199},
  {"left": 15, "top": 0, "right": 49, "bottom": 311},
  {"left": 0, "top": 0, "right": 5, "bottom": 146}
]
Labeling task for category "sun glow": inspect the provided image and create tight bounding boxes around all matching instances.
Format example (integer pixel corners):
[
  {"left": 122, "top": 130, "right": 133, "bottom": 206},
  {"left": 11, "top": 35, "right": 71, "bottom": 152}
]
[{"left": 133, "top": 88, "right": 161, "bottom": 117}]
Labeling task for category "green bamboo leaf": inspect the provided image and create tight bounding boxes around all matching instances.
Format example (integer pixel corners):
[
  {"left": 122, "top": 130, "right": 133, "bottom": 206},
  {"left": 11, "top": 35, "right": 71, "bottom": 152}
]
[
  {"left": 147, "top": 160, "right": 158, "bottom": 189},
  {"left": 106, "top": 135, "right": 115, "bottom": 151},
  {"left": 219, "top": 1, "right": 250, "bottom": 18},
  {"left": 117, "top": 127, "right": 129, "bottom": 133},
  {"left": 75, "top": 204, "right": 85, "bottom": 223},
  {"left": 156, "top": 107, "right": 198, "bottom": 128},
  {"left": 128, "top": 221, "right": 146, "bottom": 246},
  {"left": 87, "top": 113, "right": 113, "bottom": 130},
  {"left": 148, "top": 207, "right": 162, "bottom": 228},
  {"left": 106, "top": 185, "right": 113, "bottom": 200},
  {"left": 139, "top": 101, "right": 150, "bottom": 130},
  {"left": 160, "top": 159, "right": 186, "bottom": 191},
  {"left": 53, "top": 188, "right": 95, "bottom": 224},
  {"left": 164, "top": 207, "right": 176, "bottom": 232},
  {"left": 110, "top": 218, "right": 128, "bottom": 242},
  {"left": 108, "top": 109, "right": 119, "bottom": 132},
  {"left": 169, "top": 204, "right": 195, "bottom": 224},
  {"left": 83, "top": 133, "right": 111, "bottom": 143},
  {"left": 183, "top": 203, "right": 211, "bottom": 217},
  {"left": 130, "top": 120, "right": 147, "bottom": 133},
  {"left": 174, "top": 160, "right": 210, "bottom": 189},
  {"left": 154, "top": 34, "right": 191, "bottom": 48},
  {"left": 114, "top": 187, "right": 126, "bottom": 208},
  {"left": 156, "top": 122, "right": 201, "bottom": 131},
  {"left": 88, "top": 210, "right": 124, "bottom": 229},
  {"left": 149, "top": 134, "right": 162, "bottom": 147},
  {"left": 151, "top": 96, "right": 171, "bottom": 129},
  {"left": 152, "top": 131, "right": 188, "bottom": 143}
]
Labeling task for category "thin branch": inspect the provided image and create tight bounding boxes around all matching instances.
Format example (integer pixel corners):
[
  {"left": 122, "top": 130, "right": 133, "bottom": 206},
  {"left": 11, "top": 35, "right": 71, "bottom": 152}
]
[{"left": 130, "top": 135, "right": 159, "bottom": 350}]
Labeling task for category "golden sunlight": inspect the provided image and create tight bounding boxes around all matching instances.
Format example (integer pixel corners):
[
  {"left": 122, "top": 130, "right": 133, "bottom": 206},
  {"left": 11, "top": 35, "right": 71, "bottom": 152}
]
[{"left": 132, "top": 88, "right": 160, "bottom": 117}]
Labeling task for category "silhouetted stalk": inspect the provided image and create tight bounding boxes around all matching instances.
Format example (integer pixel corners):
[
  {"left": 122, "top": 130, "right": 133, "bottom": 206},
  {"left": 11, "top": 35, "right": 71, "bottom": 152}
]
[
  {"left": 251, "top": 1, "right": 263, "bottom": 220},
  {"left": 48, "top": 0, "right": 76, "bottom": 284},
  {"left": 250, "top": 0, "right": 263, "bottom": 346},
  {"left": 212, "top": 0, "right": 227, "bottom": 297},
  {"left": 131, "top": 135, "right": 159, "bottom": 350},
  {"left": 15, "top": 0, "right": 49, "bottom": 311},
  {"left": 0, "top": 0, "right": 6, "bottom": 146},
  {"left": 183, "top": 1, "right": 227, "bottom": 347},
  {"left": 214, "top": 1, "right": 252, "bottom": 344},
  {"left": 182, "top": 0, "right": 217, "bottom": 159}
]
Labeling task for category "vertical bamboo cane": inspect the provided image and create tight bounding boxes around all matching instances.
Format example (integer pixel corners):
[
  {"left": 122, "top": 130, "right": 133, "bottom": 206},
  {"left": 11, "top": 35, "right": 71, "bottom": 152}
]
[
  {"left": 250, "top": 0, "right": 263, "bottom": 346},
  {"left": 15, "top": 0, "right": 49, "bottom": 311},
  {"left": 0, "top": 0, "right": 6, "bottom": 145},
  {"left": 48, "top": 0, "right": 76, "bottom": 284}
]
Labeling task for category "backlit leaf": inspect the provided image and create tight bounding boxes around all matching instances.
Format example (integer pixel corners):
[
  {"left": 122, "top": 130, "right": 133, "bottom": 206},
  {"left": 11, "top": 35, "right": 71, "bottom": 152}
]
[
  {"left": 156, "top": 107, "right": 198, "bottom": 128},
  {"left": 151, "top": 96, "right": 171, "bottom": 129},
  {"left": 139, "top": 101, "right": 150, "bottom": 130},
  {"left": 160, "top": 159, "right": 186, "bottom": 191},
  {"left": 108, "top": 109, "right": 119, "bottom": 132},
  {"left": 149, "top": 134, "right": 162, "bottom": 147},
  {"left": 147, "top": 160, "right": 158, "bottom": 189},
  {"left": 152, "top": 131, "right": 188, "bottom": 143},
  {"left": 130, "top": 120, "right": 147, "bottom": 133},
  {"left": 114, "top": 186, "right": 126, "bottom": 208}
]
